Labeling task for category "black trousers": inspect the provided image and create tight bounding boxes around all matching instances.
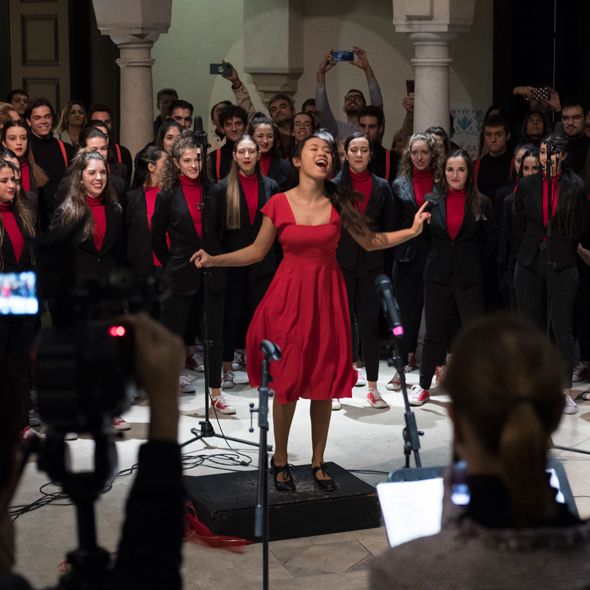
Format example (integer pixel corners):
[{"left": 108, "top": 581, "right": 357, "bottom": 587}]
[
  {"left": 161, "top": 288, "right": 224, "bottom": 389},
  {"left": 0, "top": 314, "right": 36, "bottom": 429},
  {"left": 420, "top": 280, "right": 484, "bottom": 390},
  {"left": 129, "top": 266, "right": 164, "bottom": 321},
  {"left": 515, "top": 253, "right": 578, "bottom": 387},
  {"left": 393, "top": 255, "right": 426, "bottom": 365},
  {"left": 342, "top": 266, "right": 381, "bottom": 382}
]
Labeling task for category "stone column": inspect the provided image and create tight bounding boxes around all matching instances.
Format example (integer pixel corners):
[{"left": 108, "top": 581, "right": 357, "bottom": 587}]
[
  {"left": 392, "top": 0, "right": 476, "bottom": 135},
  {"left": 243, "top": 0, "right": 303, "bottom": 105},
  {"left": 91, "top": 0, "right": 172, "bottom": 157}
]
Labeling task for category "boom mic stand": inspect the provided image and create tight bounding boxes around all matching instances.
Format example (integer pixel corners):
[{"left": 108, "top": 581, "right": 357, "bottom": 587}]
[
  {"left": 544, "top": 125, "right": 590, "bottom": 457},
  {"left": 181, "top": 119, "right": 266, "bottom": 451},
  {"left": 375, "top": 274, "right": 423, "bottom": 468},
  {"left": 250, "top": 340, "right": 281, "bottom": 590}
]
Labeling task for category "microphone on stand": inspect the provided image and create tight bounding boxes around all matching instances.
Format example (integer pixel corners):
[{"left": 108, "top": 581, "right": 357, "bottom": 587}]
[
  {"left": 552, "top": 121, "right": 568, "bottom": 153},
  {"left": 192, "top": 116, "right": 210, "bottom": 159},
  {"left": 375, "top": 274, "right": 404, "bottom": 338}
]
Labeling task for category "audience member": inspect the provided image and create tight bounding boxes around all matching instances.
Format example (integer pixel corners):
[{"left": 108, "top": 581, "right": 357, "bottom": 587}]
[
  {"left": 370, "top": 314, "right": 590, "bottom": 590},
  {"left": 155, "top": 119, "right": 183, "bottom": 154},
  {"left": 561, "top": 97, "right": 589, "bottom": 175},
  {"left": 289, "top": 111, "right": 315, "bottom": 160},
  {"left": 268, "top": 94, "right": 296, "bottom": 156},
  {"left": 167, "top": 100, "right": 193, "bottom": 130},
  {"left": 0, "top": 104, "right": 21, "bottom": 129},
  {"left": 302, "top": 98, "right": 320, "bottom": 127},
  {"left": 154, "top": 87, "right": 178, "bottom": 138},
  {"left": 207, "top": 105, "right": 247, "bottom": 183},
  {"left": 208, "top": 100, "right": 232, "bottom": 151},
  {"left": 53, "top": 101, "right": 87, "bottom": 148},
  {"left": 316, "top": 46, "right": 383, "bottom": 141},
  {"left": 6, "top": 89, "right": 28, "bottom": 118}
]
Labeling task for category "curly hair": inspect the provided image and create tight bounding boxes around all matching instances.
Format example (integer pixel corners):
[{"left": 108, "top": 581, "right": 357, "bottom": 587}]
[
  {"left": 53, "top": 149, "right": 117, "bottom": 240},
  {"left": 397, "top": 133, "right": 444, "bottom": 186},
  {"left": 0, "top": 159, "right": 36, "bottom": 270},
  {"left": 160, "top": 129, "right": 208, "bottom": 192}
]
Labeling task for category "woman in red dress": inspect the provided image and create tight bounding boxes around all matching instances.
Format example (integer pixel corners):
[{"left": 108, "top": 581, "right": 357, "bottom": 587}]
[{"left": 191, "top": 133, "right": 430, "bottom": 492}]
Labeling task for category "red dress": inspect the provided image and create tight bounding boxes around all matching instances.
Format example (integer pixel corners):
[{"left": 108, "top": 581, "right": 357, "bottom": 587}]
[{"left": 247, "top": 193, "right": 355, "bottom": 403}]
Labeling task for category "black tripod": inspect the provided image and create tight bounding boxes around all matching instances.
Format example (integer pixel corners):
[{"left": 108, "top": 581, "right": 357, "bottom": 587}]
[
  {"left": 181, "top": 121, "right": 268, "bottom": 452},
  {"left": 250, "top": 340, "right": 281, "bottom": 590},
  {"left": 544, "top": 128, "right": 590, "bottom": 457},
  {"left": 375, "top": 274, "right": 423, "bottom": 468}
]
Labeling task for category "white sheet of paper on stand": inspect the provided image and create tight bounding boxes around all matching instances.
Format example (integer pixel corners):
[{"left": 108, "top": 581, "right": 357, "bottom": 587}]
[{"left": 377, "top": 478, "right": 445, "bottom": 548}]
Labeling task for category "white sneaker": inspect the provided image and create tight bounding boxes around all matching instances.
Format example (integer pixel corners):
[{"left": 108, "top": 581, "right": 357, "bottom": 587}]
[
  {"left": 221, "top": 370, "right": 235, "bottom": 389},
  {"left": 367, "top": 388, "right": 389, "bottom": 409},
  {"left": 572, "top": 363, "right": 590, "bottom": 382},
  {"left": 179, "top": 376, "right": 196, "bottom": 394},
  {"left": 232, "top": 352, "right": 245, "bottom": 371},
  {"left": 211, "top": 394, "right": 236, "bottom": 414},
  {"left": 64, "top": 432, "right": 78, "bottom": 441},
  {"left": 113, "top": 416, "right": 131, "bottom": 431},
  {"left": 332, "top": 398, "right": 342, "bottom": 410},
  {"left": 563, "top": 392, "right": 578, "bottom": 414},
  {"left": 355, "top": 368, "right": 367, "bottom": 387}
]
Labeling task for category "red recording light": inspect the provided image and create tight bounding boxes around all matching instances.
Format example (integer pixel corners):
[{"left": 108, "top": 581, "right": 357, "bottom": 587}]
[{"left": 109, "top": 325, "right": 126, "bottom": 337}]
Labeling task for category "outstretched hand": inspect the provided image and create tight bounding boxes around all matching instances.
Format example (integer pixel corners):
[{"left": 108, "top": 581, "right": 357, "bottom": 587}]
[
  {"left": 412, "top": 201, "right": 431, "bottom": 236},
  {"left": 221, "top": 60, "right": 241, "bottom": 88},
  {"left": 349, "top": 46, "right": 370, "bottom": 70},
  {"left": 318, "top": 50, "right": 337, "bottom": 75},
  {"left": 190, "top": 249, "right": 213, "bottom": 268}
]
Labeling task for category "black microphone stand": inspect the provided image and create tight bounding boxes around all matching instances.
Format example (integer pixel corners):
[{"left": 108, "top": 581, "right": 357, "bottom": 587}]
[
  {"left": 181, "top": 125, "right": 265, "bottom": 451},
  {"left": 249, "top": 340, "right": 281, "bottom": 590},
  {"left": 376, "top": 279, "right": 423, "bottom": 468}
]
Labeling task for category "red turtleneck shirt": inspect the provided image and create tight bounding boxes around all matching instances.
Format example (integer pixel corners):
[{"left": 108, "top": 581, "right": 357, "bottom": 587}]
[
  {"left": 0, "top": 202, "right": 25, "bottom": 261},
  {"left": 542, "top": 170, "right": 561, "bottom": 227},
  {"left": 446, "top": 189, "right": 466, "bottom": 240},
  {"left": 180, "top": 174, "right": 203, "bottom": 236},
  {"left": 260, "top": 152, "right": 272, "bottom": 177},
  {"left": 412, "top": 168, "right": 434, "bottom": 207},
  {"left": 239, "top": 172, "right": 259, "bottom": 226},
  {"left": 350, "top": 169, "right": 372, "bottom": 214},
  {"left": 145, "top": 185, "right": 169, "bottom": 266},
  {"left": 20, "top": 158, "right": 30, "bottom": 192},
  {"left": 87, "top": 195, "right": 106, "bottom": 251}
]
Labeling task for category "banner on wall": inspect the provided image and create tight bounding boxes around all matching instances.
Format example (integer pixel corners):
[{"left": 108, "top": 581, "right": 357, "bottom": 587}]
[{"left": 450, "top": 103, "right": 489, "bottom": 161}]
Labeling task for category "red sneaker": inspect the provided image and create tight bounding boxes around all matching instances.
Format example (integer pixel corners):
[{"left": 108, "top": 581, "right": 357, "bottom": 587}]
[
  {"left": 20, "top": 426, "right": 44, "bottom": 441},
  {"left": 409, "top": 385, "right": 430, "bottom": 406},
  {"left": 185, "top": 353, "right": 204, "bottom": 372},
  {"left": 572, "top": 363, "right": 590, "bottom": 383},
  {"left": 386, "top": 371, "right": 402, "bottom": 391},
  {"left": 211, "top": 394, "right": 236, "bottom": 415},
  {"left": 406, "top": 352, "right": 417, "bottom": 372}
]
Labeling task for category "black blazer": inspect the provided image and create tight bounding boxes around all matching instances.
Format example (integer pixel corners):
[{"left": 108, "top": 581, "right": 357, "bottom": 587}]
[
  {"left": 1, "top": 212, "right": 34, "bottom": 273},
  {"left": 151, "top": 183, "right": 226, "bottom": 296},
  {"left": 50, "top": 202, "right": 124, "bottom": 280},
  {"left": 424, "top": 190, "right": 498, "bottom": 285},
  {"left": 333, "top": 172, "right": 395, "bottom": 272},
  {"left": 214, "top": 175, "right": 281, "bottom": 277},
  {"left": 124, "top": 186, "right": 156, "bottom": 281},
  {"left": 514, "top": 170, "right": 587, "bottom": 271},
  {"left": 267, "top": 157, "right": 292, "bottom": 191},
  {"left": 392, "top": 176, "right": 432, "bottom": 263}
]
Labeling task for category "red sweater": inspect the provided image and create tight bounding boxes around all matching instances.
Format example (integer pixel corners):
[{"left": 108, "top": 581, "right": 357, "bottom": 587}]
[
  {"left": 446, "top": 189, "right": 466, "bottom": 240},
  {"left": 0, "top": 202, "right": 25, "bottom": 261},
  {"left": 239, "top": 172, "right": 259, "bottom": 225},
  {"left": 542, "top": 170, "right": 561, "bottom": 227},
  {"left": 412, "top": 168, "right": 434, "bottom": 207},
  {"left": 87, "top": 195, "right": 106, "bottom": 251},
  {"left": 180, "top": 174, "right": 203, "bottom": 237},
  {"left": 350, "top": 169, "right": 372, "bottom": 214}
]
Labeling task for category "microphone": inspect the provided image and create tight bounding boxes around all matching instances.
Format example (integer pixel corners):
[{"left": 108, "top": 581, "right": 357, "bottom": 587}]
[
  {"left": 192, "top": 115, "right": 210, "bottom": 158},
  {"left": 374, "top": 274, "right": 404, "bottom": 337},
  {"left": 553, "top": 121, "right": 568, "bottom": 153},
  {"left": 261, "top": 340, "right": 282, "bottom": 361}
]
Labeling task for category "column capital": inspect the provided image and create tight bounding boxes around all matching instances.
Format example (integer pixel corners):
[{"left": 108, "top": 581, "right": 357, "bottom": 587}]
[
  {"left": 248, "top": 72, "right": 303, "bottom": 105},
  {"left": 392, "top": 0, "right": 475, "bottom": 33}
]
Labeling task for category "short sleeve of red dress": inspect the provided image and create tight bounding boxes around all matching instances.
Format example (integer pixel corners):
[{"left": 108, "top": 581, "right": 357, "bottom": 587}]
[{"left": 260, "top": 193, "right": 291, "bottom": 235}]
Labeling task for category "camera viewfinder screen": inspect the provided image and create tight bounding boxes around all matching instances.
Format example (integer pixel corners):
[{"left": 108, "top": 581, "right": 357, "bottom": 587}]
[{"left": 0, "top": 271, "right": 38, "bottom": 315}]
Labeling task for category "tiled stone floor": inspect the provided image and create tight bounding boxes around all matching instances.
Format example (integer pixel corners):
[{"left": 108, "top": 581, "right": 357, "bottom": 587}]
[{"left": 11, "top": 360, "right": 590, "bottom": 589}]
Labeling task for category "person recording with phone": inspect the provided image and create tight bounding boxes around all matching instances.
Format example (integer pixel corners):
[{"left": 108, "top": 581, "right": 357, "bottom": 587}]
[
  {"left": 0, "top": 313, "right": 186, "bottom": 590},
  {"left": 514, "top": 134, "right": 587, "bottom": 415},
  {"left": 370, "top": 314, "right": 590, "bottom": 590},
  {"left": 316, "top": 46, "right": 383, "bottom": 141}
]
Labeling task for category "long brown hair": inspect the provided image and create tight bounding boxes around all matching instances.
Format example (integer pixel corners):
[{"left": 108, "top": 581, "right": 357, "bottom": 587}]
[
  {"left": 226, "top": 136, "right": 261, "bottom": 230},
  {"left": 54, "top": 149, "right": 116, "bottom": 240},
  {"left": 397, "top": 132, "right": 444, "bottom": 186},
  {"left": 0, "top": 159, "right": 36, "bottom": 270},
  {"left": 442, "top": 314, "right": 564, "bottom": 527},
  {"left": 160, "top": 130, "right": 208, "bottom": 192},
  {"left": 292, "top": 133, "right": 370, "bottom": 236},
  {"left": 441, "top": 149, "right": 489, "bottom": 221},
  {"left": 1, "top": 120, "right": 49, "bottom": 187}
]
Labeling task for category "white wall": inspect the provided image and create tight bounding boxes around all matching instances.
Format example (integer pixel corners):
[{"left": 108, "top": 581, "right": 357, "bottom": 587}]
[{"left": 152, "top": 0, "right": 493, "bottom": 147}]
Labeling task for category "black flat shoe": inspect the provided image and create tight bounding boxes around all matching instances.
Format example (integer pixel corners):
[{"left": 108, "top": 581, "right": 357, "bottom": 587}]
[
  {"left": 270, "top": 457, "right": 296, "bottom": 492},
  {"left": 311, "top": 463, "right": 337, "bottom": 491}
]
